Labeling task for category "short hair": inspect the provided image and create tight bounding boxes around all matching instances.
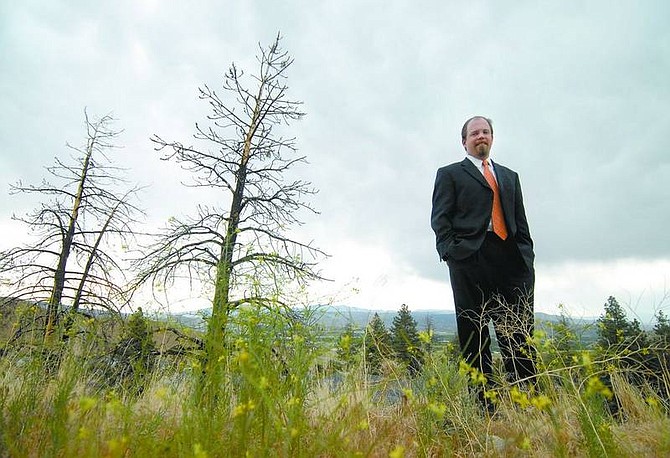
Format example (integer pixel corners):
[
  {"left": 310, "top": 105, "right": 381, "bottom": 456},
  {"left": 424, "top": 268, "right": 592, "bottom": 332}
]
[{"left": 461, "top": 116, "right": 494, "bottom": 141}]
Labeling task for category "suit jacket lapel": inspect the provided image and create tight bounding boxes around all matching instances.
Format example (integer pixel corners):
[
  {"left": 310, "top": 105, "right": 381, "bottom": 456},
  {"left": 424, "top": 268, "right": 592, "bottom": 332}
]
[
  {"left": 492, "top": 160, "right": 514, "bottom": 217},
  {"left": 490, "top": 159, "right": 507, "bottom": 193},
  {"left": 460, "top": 158, "right": 489, "bottom": 188}
]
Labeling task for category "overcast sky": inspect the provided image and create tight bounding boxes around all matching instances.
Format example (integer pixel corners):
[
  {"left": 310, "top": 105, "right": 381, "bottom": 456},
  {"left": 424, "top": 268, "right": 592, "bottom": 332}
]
[{"left": 1, "top": 1, "right": 669, "bottom": 321}]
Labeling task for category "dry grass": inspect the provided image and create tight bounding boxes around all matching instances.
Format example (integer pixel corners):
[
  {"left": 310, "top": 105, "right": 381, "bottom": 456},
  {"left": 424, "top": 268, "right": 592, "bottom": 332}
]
[
  {"left": 2, "top": 356, "right": 669, "bottom": 457},
  {"left": 1, "top": 303, "right": 669, "bottom": 457}
]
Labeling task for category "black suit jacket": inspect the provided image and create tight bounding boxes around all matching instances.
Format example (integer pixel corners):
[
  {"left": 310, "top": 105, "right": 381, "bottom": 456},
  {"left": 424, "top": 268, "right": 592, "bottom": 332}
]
[{"left": 431, "top": 157, "right": 534, "bottom": 271}]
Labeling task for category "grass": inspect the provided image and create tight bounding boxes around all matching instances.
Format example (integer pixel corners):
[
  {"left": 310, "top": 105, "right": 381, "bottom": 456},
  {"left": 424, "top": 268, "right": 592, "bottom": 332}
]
[{"left": 1, "top": 303, "right": 669, "bottom": 457}]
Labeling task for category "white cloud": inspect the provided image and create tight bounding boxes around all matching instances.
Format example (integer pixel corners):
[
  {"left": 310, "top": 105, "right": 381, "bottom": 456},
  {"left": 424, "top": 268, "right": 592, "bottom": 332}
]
[
  {"left": 309, "top": 239, "right": 451, "bottom": 311},
  {"left": 535, "top": 259, "right": 670, "bottom": 322},
  {"left": 310, "top": 244, "right": 669, "bottom": 324},
  {"left": 0, "top": 220, "right": 29, "bottom": 251},
  {"left": 1, "top": 1, "right": 669, "bottom": 321}
]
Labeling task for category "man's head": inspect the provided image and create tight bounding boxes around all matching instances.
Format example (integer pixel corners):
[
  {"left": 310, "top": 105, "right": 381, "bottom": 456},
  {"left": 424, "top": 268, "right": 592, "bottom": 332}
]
[{"left": 461, "top": 116, "right": 494, "bottom": 159}]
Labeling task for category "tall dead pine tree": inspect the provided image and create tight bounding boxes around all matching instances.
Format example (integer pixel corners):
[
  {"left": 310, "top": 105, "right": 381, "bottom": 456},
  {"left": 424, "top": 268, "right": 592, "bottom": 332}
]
[
  {"left": 0, "top": 112, "right": 142, "bottom": 341},
  {"left": 136, "top": 34, "right": 325, "bottom": 391}
]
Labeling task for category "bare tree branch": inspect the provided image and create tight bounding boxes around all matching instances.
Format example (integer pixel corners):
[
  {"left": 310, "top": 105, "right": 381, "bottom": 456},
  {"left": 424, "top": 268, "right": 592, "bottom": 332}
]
[
  {"left": 133, "top": 35, "right": 327, "bottom": 387},
  {"left": 0, "top": 110, "right": 144, "bottom": 341}
]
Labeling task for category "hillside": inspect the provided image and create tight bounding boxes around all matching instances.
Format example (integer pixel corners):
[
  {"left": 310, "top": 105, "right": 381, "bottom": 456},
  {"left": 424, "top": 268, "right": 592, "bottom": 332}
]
[
  {"left": 0, "top": 298, "right": 599, "bottom": 348},
  {"left": 168, "top": 304, "right": 598, "bottom": 342}
]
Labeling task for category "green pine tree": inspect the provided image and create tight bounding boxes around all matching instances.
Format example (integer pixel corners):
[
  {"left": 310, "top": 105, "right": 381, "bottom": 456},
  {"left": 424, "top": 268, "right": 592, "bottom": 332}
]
[
  {"left": 597, "top": 296, "right": 643, "bottom": 351},
  {"left": 116, "top": 307, "right": 156, "bottom": 393},
  {"left": 364, "top": 313, "right": 392, "bottom": 375},
  {"left": 390, "top": 304, "right": 424, "bottom": 376},
  {"left": 596, "top": 295, "right": 650, "bottom": 386},
  {"left": 653, "top": 310, "right": 670, "bottom": 346}
]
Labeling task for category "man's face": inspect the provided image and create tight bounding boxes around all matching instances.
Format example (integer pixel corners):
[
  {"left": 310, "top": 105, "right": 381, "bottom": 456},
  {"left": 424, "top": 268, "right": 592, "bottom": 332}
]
[{"left": 463, "top": 117, "right": 493, "bottom": 159}]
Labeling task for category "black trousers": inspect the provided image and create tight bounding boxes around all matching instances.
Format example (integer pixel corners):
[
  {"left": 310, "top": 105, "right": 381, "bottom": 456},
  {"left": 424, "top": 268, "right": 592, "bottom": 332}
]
[{"left": 448, "top": 232, "right": 536, "bottom": 385}]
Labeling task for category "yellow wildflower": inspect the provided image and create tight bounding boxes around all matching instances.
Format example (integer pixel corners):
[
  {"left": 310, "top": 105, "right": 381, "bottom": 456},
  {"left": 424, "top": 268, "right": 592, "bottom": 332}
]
[
  {"left": 484, "top": 389, "right": 498, "bottom": 403},
  {"left": 357, "top": 419, "right": 369, "bottom": 430},
  {"left": 107, "top": 436, "right": 129, "bottom": 455},
  {"left": 418, "top": 330, "right": 433, "bottom": 344},
  {"left": 237, "top": 350, "right": 250, "bottom": 364},
  {"left": 77, "top": 426, "right": 90, "bottom": 440},
  {"left": 510, "top": 386, "right": 530, "bottom": 409},
  {"left": 585, "top": 377, "right": 613, "bottom": 400},
  {"left": 530, "top": 394, "right": 551, "bottom": 411},
  {"left": 232, "top": 404, "right": 246, "bottom": 418},
  {"left": 427, "top": 402, "right": 447, "bottom": 417},
  {"left": 646, "top": 396, "right": 659, "bottom": 407},
  {"left": 193, "top": 443, "right": 208, "bottom": 458},
  {"left": 389, "top": 445, "right": 405, "bottom": 458},
  {"left": 78, "top": 396, "right": 97, "bottom": 413}
]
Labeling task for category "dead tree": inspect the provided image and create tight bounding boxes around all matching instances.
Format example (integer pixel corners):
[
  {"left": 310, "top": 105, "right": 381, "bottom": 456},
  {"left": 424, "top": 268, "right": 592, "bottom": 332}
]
[
  {"left": 134, "top": 34, "right": 325, "bottom": 384},
  {"left": 0, "top": 111, "right": 143, "bottom": 340}
]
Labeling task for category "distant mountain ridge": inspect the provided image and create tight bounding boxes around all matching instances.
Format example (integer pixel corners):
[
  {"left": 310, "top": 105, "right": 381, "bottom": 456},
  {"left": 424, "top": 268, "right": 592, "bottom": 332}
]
[
  {"left": 0, "top": 297, "right": 595, "bottom": 335},
  {"left": 170, "top": 304, "right": 596, "bottom": 334},
  {"left": 310, "top": 305, "right": 596, "bottom": 333}
]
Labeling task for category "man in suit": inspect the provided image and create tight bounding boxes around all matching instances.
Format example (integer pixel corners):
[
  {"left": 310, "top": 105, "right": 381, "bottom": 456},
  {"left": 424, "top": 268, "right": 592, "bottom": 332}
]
[{"left": 431, "top": 116, "right": 537, "bottom": 411}]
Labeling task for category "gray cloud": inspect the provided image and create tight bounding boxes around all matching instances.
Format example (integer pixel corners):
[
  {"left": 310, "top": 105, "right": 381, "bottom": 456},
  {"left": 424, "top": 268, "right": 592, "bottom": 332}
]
[{"left": 1, "top": 1, "right": 669, "bottom": 301}]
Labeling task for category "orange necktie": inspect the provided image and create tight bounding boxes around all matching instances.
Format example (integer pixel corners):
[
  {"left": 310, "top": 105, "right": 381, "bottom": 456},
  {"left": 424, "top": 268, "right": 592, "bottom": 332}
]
[{"left": 482, "top": 160, "right": 508, "bottom": 240}]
